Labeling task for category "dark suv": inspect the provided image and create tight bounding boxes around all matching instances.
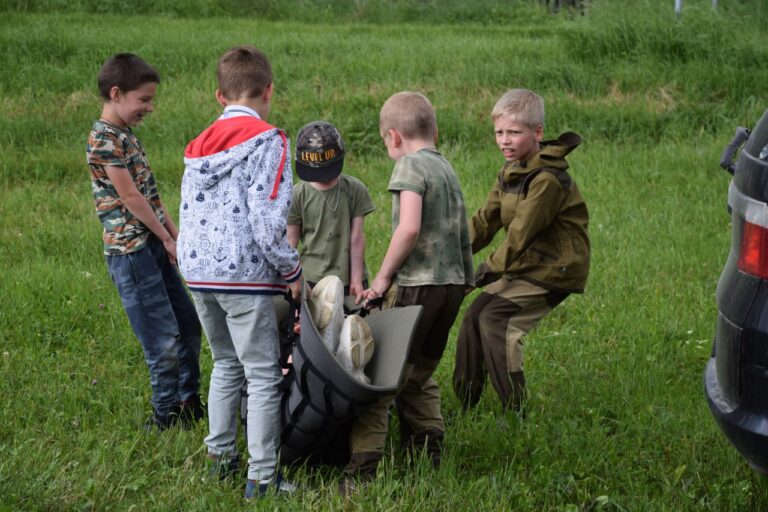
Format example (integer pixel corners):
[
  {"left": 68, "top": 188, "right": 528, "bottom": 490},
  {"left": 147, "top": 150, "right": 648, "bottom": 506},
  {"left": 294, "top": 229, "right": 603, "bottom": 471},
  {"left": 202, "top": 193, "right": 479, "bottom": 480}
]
[{"left": 705, "top": 108, "right": 768, "bottom": 473}]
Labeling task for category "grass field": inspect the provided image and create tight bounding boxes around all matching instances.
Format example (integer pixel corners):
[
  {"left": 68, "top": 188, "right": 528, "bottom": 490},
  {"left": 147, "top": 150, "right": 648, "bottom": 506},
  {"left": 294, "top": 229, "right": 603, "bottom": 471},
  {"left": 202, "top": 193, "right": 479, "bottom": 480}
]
[{"left": 2, "top": 1, "right": 768, "bottom": 510}]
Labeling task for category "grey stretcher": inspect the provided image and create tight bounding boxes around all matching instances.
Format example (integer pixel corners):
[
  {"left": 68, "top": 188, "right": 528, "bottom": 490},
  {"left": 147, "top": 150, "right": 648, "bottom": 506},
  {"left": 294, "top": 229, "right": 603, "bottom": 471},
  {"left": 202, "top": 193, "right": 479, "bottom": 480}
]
[{"left": 240, "top": 284, "right": 423, "bottom": 467}]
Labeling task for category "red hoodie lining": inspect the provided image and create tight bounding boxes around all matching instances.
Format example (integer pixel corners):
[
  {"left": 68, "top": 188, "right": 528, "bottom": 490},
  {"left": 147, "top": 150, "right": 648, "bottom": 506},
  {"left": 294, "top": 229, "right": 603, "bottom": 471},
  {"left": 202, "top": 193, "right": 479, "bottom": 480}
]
[{"left": 185, "top": 117, "right": 287, "bottom": 201}]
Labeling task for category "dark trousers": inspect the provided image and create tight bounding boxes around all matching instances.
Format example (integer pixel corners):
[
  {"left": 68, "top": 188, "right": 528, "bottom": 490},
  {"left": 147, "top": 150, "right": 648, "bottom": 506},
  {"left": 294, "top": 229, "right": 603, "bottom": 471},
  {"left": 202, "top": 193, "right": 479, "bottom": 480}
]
[{"left": 345, "top": 283, "right": 466, "bottom": 474}]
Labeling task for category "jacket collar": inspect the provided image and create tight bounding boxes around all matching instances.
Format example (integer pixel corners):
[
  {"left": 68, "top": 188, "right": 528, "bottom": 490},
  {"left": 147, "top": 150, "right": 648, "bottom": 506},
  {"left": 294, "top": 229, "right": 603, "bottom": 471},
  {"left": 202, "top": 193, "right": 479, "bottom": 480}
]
[{"left": 501, "top": 132, "right": 582, "bottom": 181}]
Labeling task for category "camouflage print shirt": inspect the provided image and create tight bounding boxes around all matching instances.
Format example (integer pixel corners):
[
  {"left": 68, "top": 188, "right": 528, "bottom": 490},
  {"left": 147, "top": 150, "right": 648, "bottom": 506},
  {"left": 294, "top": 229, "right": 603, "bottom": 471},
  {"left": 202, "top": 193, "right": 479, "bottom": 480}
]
[
  {"left": 86, "top": 120, "right": 165, "bottom": 255},
  {"left": 388, "top": 148, "right": 474, "bottom": 287}
]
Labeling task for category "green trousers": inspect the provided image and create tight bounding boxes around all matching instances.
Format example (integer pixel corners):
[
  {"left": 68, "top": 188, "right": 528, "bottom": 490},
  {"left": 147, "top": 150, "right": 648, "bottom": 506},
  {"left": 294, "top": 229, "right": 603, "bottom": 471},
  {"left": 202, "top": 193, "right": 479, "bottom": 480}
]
[{"left": 453, "top": 278, "right": 567, "bottom": 410}]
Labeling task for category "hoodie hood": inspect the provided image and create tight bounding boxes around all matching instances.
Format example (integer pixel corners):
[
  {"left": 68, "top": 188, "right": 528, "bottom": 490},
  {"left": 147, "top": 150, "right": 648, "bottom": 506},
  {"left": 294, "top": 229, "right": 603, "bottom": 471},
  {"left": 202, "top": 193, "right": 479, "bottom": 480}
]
[
  {"left": 178, "top": 114, "right": 301, "bottom": 294},
  {"left": 503, "top": 132, "right": 582, "bottom": 181},
  {"left": 184, "top": 116, "right": 286, "bottom": 195}
]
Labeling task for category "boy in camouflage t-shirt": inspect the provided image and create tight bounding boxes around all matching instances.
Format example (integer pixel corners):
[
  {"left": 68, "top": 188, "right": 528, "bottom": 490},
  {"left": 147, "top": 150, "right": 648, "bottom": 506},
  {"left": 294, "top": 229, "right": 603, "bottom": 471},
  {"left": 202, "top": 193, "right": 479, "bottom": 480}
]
[
  {"left": 344, "top": 92, "right": 473, "bottom": 485},
  {"left": 86, "top": 54, "right": 203, "bottom": 431}
]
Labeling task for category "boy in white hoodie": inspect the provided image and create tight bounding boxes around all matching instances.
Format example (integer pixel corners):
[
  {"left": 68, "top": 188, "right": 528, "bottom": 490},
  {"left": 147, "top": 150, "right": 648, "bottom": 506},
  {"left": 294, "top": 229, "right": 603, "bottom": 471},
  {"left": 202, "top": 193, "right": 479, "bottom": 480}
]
[{"left": 177, "top": 46, "right": 302, "bottom": 499}]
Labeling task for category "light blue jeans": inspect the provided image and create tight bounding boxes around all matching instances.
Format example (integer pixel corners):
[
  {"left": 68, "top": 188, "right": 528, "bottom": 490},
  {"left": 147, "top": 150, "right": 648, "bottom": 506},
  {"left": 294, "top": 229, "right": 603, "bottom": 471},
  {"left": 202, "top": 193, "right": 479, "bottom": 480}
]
[{"left": 192, "top": 292, "right": 282, "bottom": 481}]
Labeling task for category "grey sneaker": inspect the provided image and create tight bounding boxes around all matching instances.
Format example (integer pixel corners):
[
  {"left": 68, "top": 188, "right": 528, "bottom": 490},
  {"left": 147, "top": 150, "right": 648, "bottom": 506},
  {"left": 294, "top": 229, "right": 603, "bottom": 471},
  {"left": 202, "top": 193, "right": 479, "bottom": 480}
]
[{"left": 207, "top": 452, "right": 241, "bottom": 480}]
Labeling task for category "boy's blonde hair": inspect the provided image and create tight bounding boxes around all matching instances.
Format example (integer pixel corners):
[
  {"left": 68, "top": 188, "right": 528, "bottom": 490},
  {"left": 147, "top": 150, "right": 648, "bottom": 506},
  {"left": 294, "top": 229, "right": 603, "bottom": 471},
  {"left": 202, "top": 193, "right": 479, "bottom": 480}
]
[
  {"left": 217, "top": 46, "right": 272, "bottom": 101},
  {"left": 379, "top": 91, "right": 437, "bottom": 140},
  {"left": 492, "top": 89, "right": 544, "bottom": 129}
]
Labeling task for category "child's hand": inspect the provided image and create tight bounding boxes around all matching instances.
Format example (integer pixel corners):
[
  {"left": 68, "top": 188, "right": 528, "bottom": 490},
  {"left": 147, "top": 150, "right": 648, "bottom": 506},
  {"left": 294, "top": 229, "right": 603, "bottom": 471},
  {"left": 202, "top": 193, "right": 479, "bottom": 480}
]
[
  {"left": 163, "top": 238, "right": 178, "bottom": 266},
  {"left": 359, "top": 275, "right": 391, "bottom": 305},
  {"left": 287, "top": 278, "right": 302, "bottom": 303},
  {"left": 357, "top": 288, "right": 379, "bottom": 308},
  {"left": 349, "top": 280, "right": 365, "bottom": 301}
]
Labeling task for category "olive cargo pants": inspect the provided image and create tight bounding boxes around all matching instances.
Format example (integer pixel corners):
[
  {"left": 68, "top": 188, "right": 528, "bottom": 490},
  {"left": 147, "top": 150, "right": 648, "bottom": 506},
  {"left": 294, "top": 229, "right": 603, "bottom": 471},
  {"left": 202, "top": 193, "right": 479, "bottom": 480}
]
[
  {"left": 345, "top": 284, "right": 465, "bottom": 475},
  {"left": 453, "top": 278, "right": 567, "bottom": 411}
]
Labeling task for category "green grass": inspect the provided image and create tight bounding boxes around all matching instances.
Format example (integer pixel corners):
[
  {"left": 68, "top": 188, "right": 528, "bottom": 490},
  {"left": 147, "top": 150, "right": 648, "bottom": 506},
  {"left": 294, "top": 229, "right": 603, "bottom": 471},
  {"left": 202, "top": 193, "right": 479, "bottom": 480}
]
[{"left": 2, "top": 2, "right": 768, "bottom": 510}]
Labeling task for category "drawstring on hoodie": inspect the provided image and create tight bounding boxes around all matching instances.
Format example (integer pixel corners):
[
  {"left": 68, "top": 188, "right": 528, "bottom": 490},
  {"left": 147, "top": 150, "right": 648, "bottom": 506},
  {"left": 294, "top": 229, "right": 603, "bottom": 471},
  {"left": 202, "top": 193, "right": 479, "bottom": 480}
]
[{"left": 270, "top": 131, "right": 288, "bottom": 200}]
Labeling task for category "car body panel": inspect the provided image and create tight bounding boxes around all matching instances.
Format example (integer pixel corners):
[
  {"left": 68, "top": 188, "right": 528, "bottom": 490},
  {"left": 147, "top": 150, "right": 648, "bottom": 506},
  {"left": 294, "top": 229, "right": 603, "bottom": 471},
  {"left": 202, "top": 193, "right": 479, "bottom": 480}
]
[{"left": 705, "top": 108, "right": 768, "bottom": 473}]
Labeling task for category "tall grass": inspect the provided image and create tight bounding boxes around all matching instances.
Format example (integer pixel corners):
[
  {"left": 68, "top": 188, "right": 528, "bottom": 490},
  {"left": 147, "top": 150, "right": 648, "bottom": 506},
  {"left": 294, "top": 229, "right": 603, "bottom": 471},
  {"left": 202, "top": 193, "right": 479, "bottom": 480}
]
[{"left": 1, "top": 3, "right": 768, "bottom": 510}]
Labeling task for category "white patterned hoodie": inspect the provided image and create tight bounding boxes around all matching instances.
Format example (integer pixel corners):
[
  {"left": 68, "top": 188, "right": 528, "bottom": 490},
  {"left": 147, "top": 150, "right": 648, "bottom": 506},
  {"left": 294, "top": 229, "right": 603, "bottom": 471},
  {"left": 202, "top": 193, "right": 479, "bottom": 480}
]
[{"left": 178, "top": 107, "right": 301, "bottom": 294}]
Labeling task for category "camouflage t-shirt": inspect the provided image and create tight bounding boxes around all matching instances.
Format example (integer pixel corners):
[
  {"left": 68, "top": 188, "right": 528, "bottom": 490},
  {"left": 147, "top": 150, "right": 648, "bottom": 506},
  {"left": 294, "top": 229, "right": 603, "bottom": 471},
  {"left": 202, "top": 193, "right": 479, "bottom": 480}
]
[
  {"left": 388, "top": 148, "right": 473, "bottom": 286},
  {"left": 86, "top": 120, "right": 165, "bottom": 255}
]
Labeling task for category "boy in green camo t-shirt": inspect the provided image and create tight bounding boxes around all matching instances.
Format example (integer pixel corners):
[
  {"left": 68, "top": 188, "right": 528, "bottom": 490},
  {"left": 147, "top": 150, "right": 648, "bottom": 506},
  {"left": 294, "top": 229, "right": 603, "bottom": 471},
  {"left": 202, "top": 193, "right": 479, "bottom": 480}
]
[{"left": 343, "top": 91, "right": 473, "bottom": 487}]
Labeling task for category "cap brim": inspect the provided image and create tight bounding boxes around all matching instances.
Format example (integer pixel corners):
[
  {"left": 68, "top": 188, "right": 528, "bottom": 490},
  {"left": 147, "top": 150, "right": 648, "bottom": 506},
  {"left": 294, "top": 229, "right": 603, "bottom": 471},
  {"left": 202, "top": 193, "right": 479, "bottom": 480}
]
[{"left": 295, "top": 158, "right": 343, "bottom": 182}]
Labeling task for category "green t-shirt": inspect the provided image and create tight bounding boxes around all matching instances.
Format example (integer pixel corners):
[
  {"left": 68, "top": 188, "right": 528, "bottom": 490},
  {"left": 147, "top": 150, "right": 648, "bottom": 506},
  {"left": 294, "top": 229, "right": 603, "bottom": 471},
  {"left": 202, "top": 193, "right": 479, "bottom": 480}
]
[
  {"left": 86, "top": 120, "right": 165, "bottom": 255},
  {"left": 388, "top": 148, "right": 473, "bottom": 286},
  {"left": 288, "top": 174, "right": 375, "bottom": 285}
]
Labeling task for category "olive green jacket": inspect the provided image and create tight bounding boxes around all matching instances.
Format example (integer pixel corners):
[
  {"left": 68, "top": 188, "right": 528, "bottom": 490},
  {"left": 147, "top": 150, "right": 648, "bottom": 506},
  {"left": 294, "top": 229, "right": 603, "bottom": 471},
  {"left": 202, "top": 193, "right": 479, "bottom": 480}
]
[{"left": 470, "top": 132, "right": 590, "bottom": 293}]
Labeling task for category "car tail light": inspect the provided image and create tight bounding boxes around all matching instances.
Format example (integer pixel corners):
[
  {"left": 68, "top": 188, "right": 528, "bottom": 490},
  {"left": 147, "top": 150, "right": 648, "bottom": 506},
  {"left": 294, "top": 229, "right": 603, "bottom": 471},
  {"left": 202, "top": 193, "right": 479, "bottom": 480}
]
[
  {"left": 730, "top": 183, "right": 768, "bottom": 278},
  {"left": 739, "top": 221, "right": 768, "bottom": 278}
]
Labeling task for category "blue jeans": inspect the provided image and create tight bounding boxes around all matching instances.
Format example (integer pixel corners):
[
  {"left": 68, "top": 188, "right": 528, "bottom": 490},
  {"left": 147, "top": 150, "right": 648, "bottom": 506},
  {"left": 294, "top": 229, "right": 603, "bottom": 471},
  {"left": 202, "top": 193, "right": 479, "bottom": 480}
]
[
  {"left": 191, "top": 292, "right": 282, "bottom": 482},
  {"left": 106, "top": 237, "right": 202, "bottom": 417}
]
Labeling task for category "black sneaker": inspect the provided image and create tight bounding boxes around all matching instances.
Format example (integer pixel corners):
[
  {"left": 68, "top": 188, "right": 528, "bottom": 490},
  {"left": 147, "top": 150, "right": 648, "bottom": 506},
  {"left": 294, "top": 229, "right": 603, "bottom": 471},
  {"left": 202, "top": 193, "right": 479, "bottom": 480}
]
[
  {"left": 179, "top": 394, "right": 206, "bottom": 428},
  {"left": 143, "top": 405, "right": 181, "bottom": 432}
]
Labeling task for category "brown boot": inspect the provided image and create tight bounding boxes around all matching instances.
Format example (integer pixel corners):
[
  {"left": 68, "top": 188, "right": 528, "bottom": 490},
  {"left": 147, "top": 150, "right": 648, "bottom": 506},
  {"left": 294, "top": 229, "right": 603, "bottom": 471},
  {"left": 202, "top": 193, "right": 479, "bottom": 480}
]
[
  {"left": 340, "top": 452, "right": 379, "bottom": 497},
  {"left": 411, "top": 428, "right": 444, "bottom": 469},
  {"left": 454, "top": 379, "right": 483, "bottom": 411},
  {"left": 503, "top": 371, "right": 526, "bottom": 413}
]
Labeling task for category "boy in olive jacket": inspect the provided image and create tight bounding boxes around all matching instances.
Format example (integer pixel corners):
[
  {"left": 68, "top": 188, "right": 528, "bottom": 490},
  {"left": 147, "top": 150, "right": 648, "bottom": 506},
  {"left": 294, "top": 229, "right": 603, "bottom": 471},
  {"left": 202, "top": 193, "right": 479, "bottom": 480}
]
[{"left": 453, "top": 89, "right": 590, "bottom": 412}]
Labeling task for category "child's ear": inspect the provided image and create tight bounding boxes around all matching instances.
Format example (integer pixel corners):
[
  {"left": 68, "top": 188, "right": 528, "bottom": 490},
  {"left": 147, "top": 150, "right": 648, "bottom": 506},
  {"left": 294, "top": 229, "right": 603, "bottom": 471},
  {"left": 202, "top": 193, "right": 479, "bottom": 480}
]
[
  {"left": 263, "top": 83, "right": 274, "bottom": 102},
  {"left": 534, "top": 124, "right": 544, "bottom": 142},
  {"left": 215, "top": 88, "right": 227, "bottom": 107},
  {"left": 109, "top": 86, "right": 122, "bottom": 102},
  {"left": 389, "top": 129, "right": 402, "bottom": 147}
]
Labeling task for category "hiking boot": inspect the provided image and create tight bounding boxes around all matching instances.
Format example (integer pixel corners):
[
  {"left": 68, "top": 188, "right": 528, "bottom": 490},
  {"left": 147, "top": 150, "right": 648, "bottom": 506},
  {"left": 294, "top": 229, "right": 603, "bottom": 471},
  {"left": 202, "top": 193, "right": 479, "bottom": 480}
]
[
  {"left": 341, "top": 451, "right": 379, "bottom": 497},
  {"left": 207, "top": 452, "right": 241, "bottom": 480},
  {"left": 338, "top": 467, "right": 376, "bottom": 497},
  {"left": 453, "top": 379, "right": 483, "bottom": 411},
  {"left": 405, "top": 428, "right": 444, "bottom": 469},
  {"left": 337, "top": 315, "right": 374, "bottom": 384},
  {"left": 503, "top": 371, "right": 527, "bottom": 414},
  {"left": 338, "top": 476, "right": 366, "bottom": 497},
  {"left": 179, "top": 393, "right": 206, "bottom": 428},
  {"left": 244, "top": 472, "right": 296, "bottom": 499},
  {"left": 308, "top": 275, "right": 345, "bottom": 354},
  {"left": 143, "top": 405, "right": 180, "bottom": 432}
]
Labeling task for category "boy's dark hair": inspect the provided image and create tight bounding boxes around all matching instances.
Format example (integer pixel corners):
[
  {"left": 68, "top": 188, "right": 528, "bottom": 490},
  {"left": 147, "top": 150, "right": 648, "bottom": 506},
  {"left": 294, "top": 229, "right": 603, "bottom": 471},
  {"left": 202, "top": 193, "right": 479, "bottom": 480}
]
[
  {"left": 97, "top": 53, "right": 160, "bottom": 101},
  {"left": 217, "top": 46, "right": 272, "bottom": 101}
]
